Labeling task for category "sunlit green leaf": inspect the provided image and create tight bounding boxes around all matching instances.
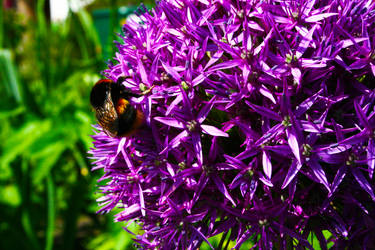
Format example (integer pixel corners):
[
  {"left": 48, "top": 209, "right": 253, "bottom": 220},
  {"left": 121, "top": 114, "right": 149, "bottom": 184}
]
[
  {"left": 1, "top": 120, "right": 51, "bottom": 168},
  {"left": 0, "top": 185, "right": 21, "bottom": 207}
]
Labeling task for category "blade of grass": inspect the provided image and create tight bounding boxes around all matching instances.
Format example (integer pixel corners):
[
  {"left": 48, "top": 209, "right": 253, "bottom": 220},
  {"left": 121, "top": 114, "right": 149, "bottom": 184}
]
[
  {"left": 217, "top": 231, "right": 229, "bottom": 249},
  {"left": 76, "top": 10, "right": 102, "bottom": 60},
  {"left": 62, "top": 172, "right": 87, "bottom": 249},
  {"left": 36, "top": 0, "right": 51, "bottom": 89},
  {"left": 45, "top": 174, "right": 55, "bottom": 250},
  {"left": 22, "top": 210, "right": 41, "bottom": 250},
  {"left": 224, "top": 229, "right": 232, "bottom": 250},
  {"left": 71, "top": 13, "right": 90, "bottom": 60},
  {"left": 0, "top": 2, "right": 3, "bottom": 47},
  {"left": 0, "top": 49, "right": 22, "bottom": 102},
  {"left": 37, "top": 0, "right": 47, "bottom": 36},
  {"left": 20, "top": 158, "right": 41, "bottom": 250}
]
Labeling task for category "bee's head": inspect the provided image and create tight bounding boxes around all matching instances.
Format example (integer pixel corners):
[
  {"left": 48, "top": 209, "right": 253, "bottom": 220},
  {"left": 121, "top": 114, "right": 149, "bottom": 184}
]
[{"left": 90, "top": 80, "right": 112, "bottom": 108}]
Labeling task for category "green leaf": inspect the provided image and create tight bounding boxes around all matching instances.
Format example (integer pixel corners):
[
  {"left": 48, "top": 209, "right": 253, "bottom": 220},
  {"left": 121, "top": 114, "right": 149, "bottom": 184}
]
[
  {"left": 323, "top": 230, "right": 334, "bottom": 248},
  {"left": 0, "top": 106, "right": 25, "bottom": 119},
  {"left": 32, "top": 141, "right": 66, "bottom": 185},
  {"left": 1, "top": 120, "right": 51, "bottom": 168},
  {"left": 309, "top": 232, "right": 322, "bottom": 250}
]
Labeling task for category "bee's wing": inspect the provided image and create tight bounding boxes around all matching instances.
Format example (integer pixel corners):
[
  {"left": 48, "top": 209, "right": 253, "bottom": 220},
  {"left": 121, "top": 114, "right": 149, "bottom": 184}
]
[{"left": 95, "top": 93, "right": 119, "bottom": 137}]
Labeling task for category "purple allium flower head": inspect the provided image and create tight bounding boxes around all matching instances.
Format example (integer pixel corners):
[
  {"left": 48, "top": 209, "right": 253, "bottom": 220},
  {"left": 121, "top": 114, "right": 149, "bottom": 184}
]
[{"left": 90, "top": 0, "right": 375, "bottom": 248}]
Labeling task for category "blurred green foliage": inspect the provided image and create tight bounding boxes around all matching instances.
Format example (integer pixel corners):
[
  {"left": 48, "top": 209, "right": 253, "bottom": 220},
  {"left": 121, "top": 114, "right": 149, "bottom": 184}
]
[{"left": 0, "top": 1, "right": 142, "bottom": 249}]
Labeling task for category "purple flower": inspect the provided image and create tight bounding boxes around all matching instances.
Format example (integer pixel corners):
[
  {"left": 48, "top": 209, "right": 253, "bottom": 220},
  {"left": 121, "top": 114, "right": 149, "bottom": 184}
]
[{"left": 90, "top": 0, "right": 375, "bottom": 248}]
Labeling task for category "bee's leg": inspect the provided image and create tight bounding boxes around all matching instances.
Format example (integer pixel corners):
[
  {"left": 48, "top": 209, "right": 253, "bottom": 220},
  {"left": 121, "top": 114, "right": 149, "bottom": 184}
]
[
  {"left": 116, "top": 76, "right": 132, "bottom": 85},
  {"left": 141, "top": 85, "right": 155, "bottom": 95}
]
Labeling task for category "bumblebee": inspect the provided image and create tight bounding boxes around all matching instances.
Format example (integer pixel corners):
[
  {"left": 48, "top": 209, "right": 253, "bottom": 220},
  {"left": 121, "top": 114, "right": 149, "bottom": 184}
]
[{"left": 90, "top": 78, "right": 144, "bottom": 137}]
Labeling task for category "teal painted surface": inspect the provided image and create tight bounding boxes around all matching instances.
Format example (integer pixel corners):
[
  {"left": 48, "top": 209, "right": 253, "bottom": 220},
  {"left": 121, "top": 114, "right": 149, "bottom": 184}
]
[{"left": 92, "top": 6, "right": 136, "bottom": 59}]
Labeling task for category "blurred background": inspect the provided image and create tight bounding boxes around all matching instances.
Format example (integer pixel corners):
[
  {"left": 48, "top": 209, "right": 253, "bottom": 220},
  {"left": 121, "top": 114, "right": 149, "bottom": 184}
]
[{"left": 0, "top": 0, "right": 153, "bottom": 249}]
